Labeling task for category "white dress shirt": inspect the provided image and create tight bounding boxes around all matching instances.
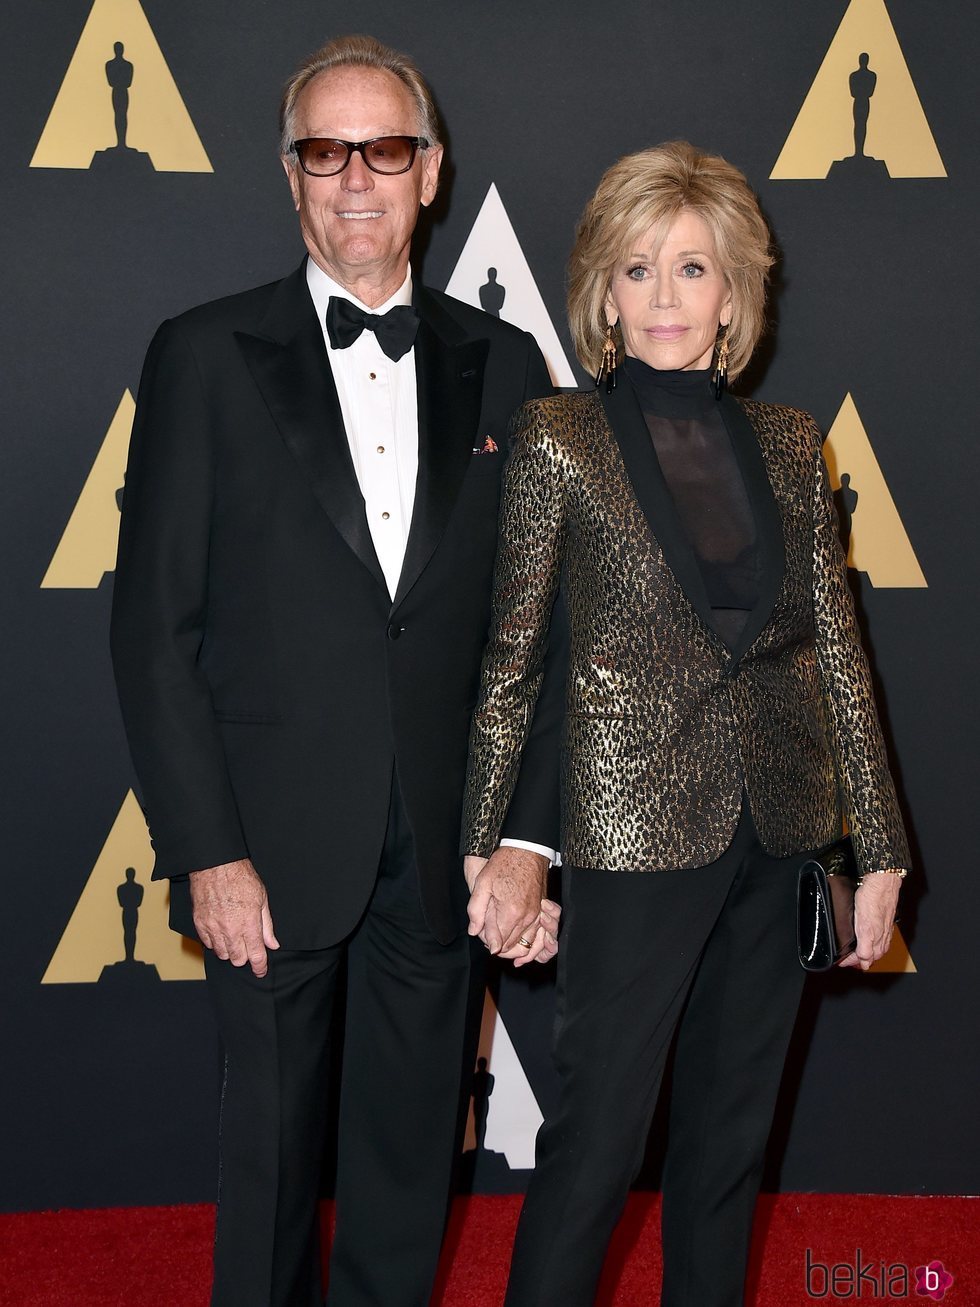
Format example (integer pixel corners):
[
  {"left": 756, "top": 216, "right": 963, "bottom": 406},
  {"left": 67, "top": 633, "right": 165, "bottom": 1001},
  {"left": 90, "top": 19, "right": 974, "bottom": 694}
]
[
  {"left": 305, "top": 259, "right": 557, "bottom": 867},
  {"left": 307, "top": 260, "right": 418, "bottom": 600}
]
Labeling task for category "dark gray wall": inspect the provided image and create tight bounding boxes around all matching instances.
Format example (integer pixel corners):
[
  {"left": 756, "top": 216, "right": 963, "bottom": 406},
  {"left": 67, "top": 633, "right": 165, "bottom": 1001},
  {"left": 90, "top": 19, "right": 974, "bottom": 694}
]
[{"left": 3, "top": 0, "right": 978, "bottom": 1209}]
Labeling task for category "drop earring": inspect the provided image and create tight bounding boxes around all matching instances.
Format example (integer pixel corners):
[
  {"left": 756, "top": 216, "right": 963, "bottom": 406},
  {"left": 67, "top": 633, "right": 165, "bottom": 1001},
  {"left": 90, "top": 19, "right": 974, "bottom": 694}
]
[
  {"left": 595, "top": 322, "right": 618, "bottom": 394},
  {"left": 712, "top": 326, "right": 730, "bottom": 399}
]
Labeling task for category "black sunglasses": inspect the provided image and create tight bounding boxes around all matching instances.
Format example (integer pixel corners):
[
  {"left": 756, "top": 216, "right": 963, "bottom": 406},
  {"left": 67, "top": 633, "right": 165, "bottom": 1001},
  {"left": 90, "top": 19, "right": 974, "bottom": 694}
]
[{"left": 291, "top": 135, "right": 430, "bottom": 177}]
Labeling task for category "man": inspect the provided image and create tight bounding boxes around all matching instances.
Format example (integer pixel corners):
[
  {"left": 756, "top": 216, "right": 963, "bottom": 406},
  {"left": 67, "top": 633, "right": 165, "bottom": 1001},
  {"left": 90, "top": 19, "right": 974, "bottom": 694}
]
[{"left": 111, "top": 34, "right": 561, "bottom": 1307}]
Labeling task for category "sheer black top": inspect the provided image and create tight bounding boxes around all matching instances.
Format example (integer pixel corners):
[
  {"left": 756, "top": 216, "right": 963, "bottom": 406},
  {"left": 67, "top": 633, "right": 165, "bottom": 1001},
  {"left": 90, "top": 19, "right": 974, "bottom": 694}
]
[{"left": 623, "top": 355, "right": 760, "bottom": 648}]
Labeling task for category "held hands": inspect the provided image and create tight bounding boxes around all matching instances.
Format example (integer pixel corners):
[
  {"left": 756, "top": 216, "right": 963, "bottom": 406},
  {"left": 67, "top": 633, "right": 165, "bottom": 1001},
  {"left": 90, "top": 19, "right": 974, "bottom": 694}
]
[
  {"left": 465, "top": 848, "right": 560, "bottom": 966},
  {"left": 190, "top": 857, "right": 280, "bottom": 978},
  {"left": 839, "top": 872, "right": 903, "bottom": 971}
]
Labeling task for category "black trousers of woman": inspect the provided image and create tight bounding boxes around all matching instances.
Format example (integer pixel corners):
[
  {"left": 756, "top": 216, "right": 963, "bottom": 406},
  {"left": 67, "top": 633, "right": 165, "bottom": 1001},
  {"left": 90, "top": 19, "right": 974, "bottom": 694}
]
[{"left": 504, "top": 803, "right": 808, "bottom": 1307}]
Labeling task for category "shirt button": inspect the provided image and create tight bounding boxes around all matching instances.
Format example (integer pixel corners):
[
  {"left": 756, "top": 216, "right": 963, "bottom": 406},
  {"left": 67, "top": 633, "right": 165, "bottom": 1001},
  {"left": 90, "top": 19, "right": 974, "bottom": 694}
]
[
  {"left": 377, "top": 446, "right": 385, "bottom": 454},
  {"left": 369, "top": 372, "right": 377, "bottom": 380},
  {"left": 381, "top": 511, "right": 390, "bottom": 520}
]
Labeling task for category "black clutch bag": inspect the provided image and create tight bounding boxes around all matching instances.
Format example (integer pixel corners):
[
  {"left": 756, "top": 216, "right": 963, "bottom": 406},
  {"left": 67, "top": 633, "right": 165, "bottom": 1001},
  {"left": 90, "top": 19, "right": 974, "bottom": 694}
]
[{"left": 797, "top": 838, "right": 858, "bottom": 971}]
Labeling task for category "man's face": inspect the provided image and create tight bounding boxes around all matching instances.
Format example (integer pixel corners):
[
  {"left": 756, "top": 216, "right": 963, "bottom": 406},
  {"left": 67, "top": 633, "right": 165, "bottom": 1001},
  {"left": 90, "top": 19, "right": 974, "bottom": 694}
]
[{"left": 283, "top": 66, "right": 442, "bottom": 305}]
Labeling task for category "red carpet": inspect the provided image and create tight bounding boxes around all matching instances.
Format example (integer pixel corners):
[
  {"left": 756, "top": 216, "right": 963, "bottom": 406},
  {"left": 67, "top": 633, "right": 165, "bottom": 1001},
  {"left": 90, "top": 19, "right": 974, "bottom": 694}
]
[{"left": 0, "top": 1194, "right": 976, "bottom": 1306}]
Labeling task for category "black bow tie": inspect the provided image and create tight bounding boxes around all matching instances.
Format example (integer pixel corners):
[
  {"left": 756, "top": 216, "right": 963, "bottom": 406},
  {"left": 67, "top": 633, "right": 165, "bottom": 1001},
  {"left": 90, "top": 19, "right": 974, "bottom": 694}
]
[{"left": 325, "top": 295, "right": 420, "bottom": 362}]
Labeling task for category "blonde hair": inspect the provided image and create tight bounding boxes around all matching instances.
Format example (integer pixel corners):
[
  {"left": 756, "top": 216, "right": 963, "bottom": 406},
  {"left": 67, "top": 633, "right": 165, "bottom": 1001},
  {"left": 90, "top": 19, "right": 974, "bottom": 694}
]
[
  {"left": 279, "top": 34, "right": 440, "bottom": 157},
  {"left": 568, "top": 141, "right": 774, "bottom": 380}
]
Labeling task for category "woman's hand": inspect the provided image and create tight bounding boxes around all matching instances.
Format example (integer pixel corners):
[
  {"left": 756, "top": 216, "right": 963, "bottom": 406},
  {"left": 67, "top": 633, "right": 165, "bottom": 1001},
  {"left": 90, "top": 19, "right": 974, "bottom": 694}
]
[
  {"left": 839, "top": 872, "right": 903, "bottom": 970},
  {"left": 463, "top": 854, "right": 489, "bottom": 894},
  {"left": 506, "top": 898, "right": 561, "bottom": 967}
]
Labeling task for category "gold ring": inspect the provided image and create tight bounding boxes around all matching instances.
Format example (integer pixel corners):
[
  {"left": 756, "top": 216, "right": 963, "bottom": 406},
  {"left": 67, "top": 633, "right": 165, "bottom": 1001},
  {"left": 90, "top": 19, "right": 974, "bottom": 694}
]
[{"left": 518, "top": 936, "right": 533, "bottom": 948}]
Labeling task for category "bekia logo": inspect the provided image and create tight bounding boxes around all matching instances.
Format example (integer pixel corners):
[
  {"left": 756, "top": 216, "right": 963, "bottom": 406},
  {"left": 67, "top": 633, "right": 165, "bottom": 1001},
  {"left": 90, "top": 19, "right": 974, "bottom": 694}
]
[
  {"left": 915, "top": 1262, "right": 954, "bottom": 1301},
  {"left": 805, "top": 1249, "right": 954, "bottom": 1300}
]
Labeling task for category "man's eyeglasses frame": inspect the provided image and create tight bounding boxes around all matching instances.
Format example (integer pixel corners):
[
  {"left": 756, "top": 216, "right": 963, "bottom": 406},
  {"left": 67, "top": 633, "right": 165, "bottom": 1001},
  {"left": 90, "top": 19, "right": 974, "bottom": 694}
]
[{"left": 290, "top": 136, "right": 431, "bottom": 177}]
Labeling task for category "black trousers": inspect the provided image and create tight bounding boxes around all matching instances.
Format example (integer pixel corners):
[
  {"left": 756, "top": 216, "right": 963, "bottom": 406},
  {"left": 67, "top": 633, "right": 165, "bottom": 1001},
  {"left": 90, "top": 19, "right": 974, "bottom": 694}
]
[
  {"left": 504, "top": 804, "right": 807, "bottom": 1307},
  {"left": 204, "top": 781, "right": 472, "bottom": 1307}
]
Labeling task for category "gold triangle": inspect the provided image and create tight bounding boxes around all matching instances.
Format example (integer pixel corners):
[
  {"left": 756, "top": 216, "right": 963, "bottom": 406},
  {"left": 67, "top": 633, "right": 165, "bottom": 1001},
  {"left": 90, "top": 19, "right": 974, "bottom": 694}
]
[
  {"left": 771, "top": 0, "right": 945, "bottom": 179},
  {"left": 870, "top": 923, "right": 917, "bottom": 973},
  {"left": 31, "top": 0, "right": 212, "bottom": 172},
  {"left": 41, "top": 389, "right": 133, "bottom": 589},
  {"left": 42, "top": 790, "right": 204, "bottom": 983},
  {"left": 822, "top": 393, "right": 926, "bottom": 588}
]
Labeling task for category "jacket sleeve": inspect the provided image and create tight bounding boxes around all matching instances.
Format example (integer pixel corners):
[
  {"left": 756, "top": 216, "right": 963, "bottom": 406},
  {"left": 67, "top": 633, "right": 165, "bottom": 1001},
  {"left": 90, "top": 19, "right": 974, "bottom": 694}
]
[
  {"left": 110, "top": 319, "right": 249, "bottom": 879},
  {"left": 809, "top": 416, "right": 911, "bottom": 876},
  {"left": 462, "top": 399, "right": 567, "bottom": 857},
  {"left": 494, "top": 334, "right": 565, "bottom": 853},
  {"left": 498, "top": 588, "right": 567, "bottom": 854}
]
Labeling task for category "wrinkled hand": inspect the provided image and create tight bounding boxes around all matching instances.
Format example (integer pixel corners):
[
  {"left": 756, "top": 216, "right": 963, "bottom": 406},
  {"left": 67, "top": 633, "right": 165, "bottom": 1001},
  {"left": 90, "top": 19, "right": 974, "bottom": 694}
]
[
  {"left": 466, "top": 847, "right": 557, "bottom": 961},
  {"left": 190, "top": 857, "right": 280, "bottom": 978},
  {"left": 839, "top": 872, "right": 903, "bottom": 971}
]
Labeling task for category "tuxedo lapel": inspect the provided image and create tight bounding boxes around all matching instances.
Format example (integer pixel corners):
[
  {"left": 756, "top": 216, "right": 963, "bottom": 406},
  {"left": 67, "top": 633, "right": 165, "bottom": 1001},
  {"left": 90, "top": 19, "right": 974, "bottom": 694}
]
[
  {"left": 391, "top": 288, "right": 488, "bottom": 612},
  {"left": 721, "top": 393, "right": 786, "bottom": 665},
  {"left": 234, "top": 266, "right": 387, "bottom": 593},
  {"left": 598, "top": 380, "right": 720, "bottom": 641}
]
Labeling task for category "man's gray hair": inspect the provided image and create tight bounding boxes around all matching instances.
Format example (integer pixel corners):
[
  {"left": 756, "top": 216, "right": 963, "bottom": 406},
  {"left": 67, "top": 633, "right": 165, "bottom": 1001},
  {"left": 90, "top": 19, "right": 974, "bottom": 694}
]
[{"left": 279, "top": 34, "right": 441, "bottom": 158}]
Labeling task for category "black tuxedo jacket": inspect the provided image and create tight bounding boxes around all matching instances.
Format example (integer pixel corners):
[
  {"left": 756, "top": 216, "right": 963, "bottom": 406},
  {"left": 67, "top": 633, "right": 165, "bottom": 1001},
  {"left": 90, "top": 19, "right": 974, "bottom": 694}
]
[{"left": 110, "top": 261, "right": 559, "bottom": 948}]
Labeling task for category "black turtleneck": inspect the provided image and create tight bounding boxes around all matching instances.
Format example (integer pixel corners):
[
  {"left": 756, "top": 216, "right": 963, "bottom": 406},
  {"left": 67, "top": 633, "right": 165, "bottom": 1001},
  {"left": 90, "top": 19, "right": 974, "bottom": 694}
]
[{"left": 623, "top": 355, "right": 760, "bottom": 648}]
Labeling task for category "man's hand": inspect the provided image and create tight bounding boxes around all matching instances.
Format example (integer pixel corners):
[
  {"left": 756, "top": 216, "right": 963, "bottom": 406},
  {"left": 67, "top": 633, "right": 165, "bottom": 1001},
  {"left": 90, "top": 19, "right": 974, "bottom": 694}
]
[
  {"left": 466, "top": 846, "right": 553, "bottom": 957},
  {"left": 465, "top": 855, "right": 561, "bottom": 966},
  {"left": 839, "top": 872, "right": 903, "bottom": 971},
  {"left": 190, "top": 858, "right": 280, "bottom": 978}
]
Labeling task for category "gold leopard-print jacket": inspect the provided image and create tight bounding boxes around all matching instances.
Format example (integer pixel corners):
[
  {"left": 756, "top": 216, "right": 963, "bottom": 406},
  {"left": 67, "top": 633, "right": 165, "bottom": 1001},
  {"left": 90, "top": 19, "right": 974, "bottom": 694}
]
[{"left": 462, "top": 383, "right": 910, "bottom": 877}]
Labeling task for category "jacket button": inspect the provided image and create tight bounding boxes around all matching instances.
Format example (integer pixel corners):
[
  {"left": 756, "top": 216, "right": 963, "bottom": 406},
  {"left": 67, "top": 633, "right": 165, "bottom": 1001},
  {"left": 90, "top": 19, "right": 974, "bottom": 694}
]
[{"left": 387, "top": 622, "right": 404, "bottom": 641}]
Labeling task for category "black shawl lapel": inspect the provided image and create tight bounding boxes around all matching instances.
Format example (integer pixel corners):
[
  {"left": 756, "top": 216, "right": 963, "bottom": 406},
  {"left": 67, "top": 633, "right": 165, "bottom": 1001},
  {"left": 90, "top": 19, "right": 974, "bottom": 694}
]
[
  {"left": 599, "top": 381, "right": 787, "bottom": 664},
  {"left": 234, "top": 264, "right": 388, "bottom": 593},
  {"left": 720, "top": 393, "right": 786, "bottom": 665},
  {"left": 390, "top": 286, "right": 488, "bottom": 612},
  {"left": 598, "top": 379, "right": 720, "bottom": 641}
]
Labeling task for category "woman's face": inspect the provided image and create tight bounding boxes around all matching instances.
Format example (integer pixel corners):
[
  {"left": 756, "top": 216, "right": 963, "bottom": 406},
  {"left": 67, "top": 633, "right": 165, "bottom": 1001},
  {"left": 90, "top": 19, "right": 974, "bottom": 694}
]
[{"left": 605, "top": 209, "right": 732, "bottom": 372}]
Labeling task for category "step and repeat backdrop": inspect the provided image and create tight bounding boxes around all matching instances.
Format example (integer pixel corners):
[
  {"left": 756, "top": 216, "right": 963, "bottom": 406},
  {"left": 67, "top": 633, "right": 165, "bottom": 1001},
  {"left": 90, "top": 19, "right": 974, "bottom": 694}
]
[{"left": 3, "top": 0, "right": 978, "bottom": 1210}]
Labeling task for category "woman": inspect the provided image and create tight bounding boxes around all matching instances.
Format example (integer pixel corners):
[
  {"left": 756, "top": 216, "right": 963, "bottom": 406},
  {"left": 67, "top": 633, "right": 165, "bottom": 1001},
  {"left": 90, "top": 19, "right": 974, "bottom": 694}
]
[{"left": 462, "top": 141, "right": 909, "bottom": 1307}]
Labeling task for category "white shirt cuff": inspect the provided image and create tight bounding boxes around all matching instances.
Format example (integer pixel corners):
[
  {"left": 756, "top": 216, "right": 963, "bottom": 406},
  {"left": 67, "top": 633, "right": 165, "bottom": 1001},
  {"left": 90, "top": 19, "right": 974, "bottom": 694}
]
[{"left": 500, "top": 838, "right": 562, "bottom": 868}]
